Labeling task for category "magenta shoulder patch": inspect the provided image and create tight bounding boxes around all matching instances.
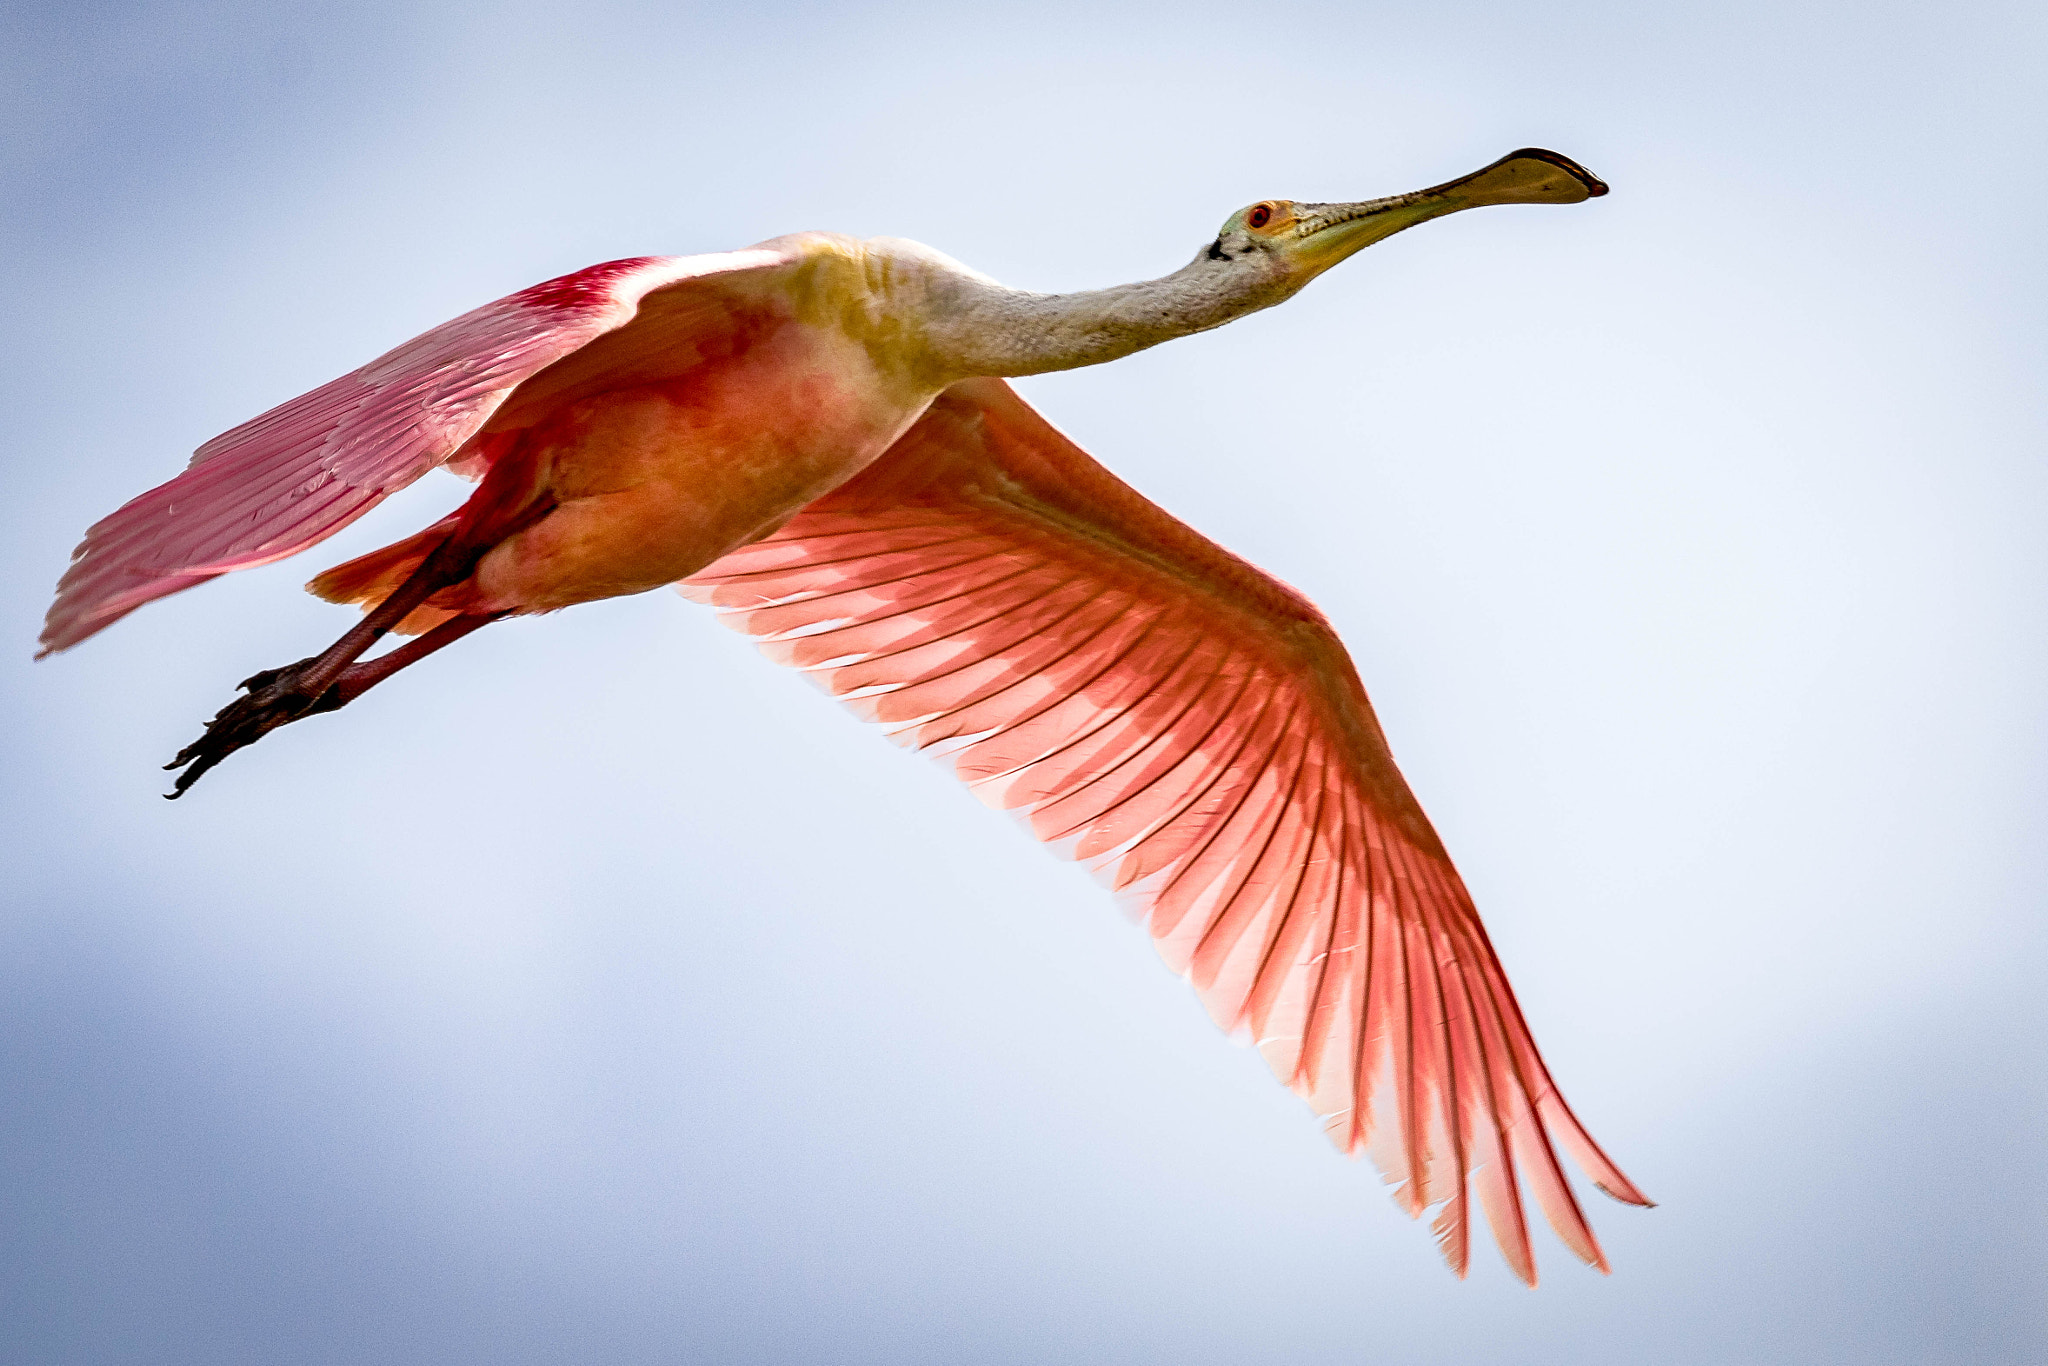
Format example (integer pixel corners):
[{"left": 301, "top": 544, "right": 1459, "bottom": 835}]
[{"left": 513, "top": 257, "right": 666, "bottom": 311}]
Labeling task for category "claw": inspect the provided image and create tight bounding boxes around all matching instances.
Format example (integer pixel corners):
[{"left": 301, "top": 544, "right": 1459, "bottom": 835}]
[
  {"left": 236, "top": 661, "right": 304, "bottom": 694},
  {"left": 163, "top": 662, "right": 341, "bottom": 798},
  {"left": 161, "top": 607, "right": 506, "bottom": 799}
]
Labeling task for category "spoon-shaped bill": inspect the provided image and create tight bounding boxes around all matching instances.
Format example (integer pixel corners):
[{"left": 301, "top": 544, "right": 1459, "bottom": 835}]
[{"left": 1280, "top": 147, "right": 1608, "bottom": 276}]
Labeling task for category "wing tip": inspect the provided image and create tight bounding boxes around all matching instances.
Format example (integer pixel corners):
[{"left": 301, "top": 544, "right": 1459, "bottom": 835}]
[
  {"left": 1596, "top": 1178, "right": 1656, "bottom": 1209},
  {"left": 39, "top": 596, "right": 134, "bottom": 658},
  {"left": 39, "top": 567, "right": 226, "bottom": 659}
]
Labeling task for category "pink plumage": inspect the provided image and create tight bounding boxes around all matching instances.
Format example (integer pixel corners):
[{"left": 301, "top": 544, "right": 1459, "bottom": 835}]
[
  {"left": 685, "top": 379, "right": 1650, "bottom": 1282},
  {"left": 42, "top": 147, "right": 1642, "bottom": 1282},
  {"left": 39, "top": 250, "right": 790, "bottom": 656}
]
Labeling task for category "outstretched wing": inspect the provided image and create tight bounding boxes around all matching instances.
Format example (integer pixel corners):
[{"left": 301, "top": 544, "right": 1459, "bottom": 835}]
[
  {"left": 683, "top": 377, "right": 1649, "bottom": 1283},
  {"left": 40, "top": 246, "right": 797, "bottom": 656}
]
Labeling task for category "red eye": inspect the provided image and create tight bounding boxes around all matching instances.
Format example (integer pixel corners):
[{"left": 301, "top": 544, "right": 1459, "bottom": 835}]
[{"left": 1247, "top": 204, "right": 1273, "bottom": 229}]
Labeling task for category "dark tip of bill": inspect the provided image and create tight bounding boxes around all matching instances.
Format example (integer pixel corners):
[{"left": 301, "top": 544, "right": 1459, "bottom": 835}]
[{"left": 1505, "top": 146, "right": 1609, "bottom": 197}]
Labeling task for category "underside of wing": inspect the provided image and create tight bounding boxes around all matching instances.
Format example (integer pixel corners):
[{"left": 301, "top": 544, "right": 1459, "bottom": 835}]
[
  {"left": 684, "top": 377, "right": 1648, "bottom": 1282},
  {"left": 39, "top": 247, "right": 795, "bottom": 656}
]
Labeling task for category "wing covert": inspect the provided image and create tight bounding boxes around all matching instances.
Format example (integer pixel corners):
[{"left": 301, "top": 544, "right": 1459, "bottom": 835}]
[{"left": 683, "top": 377, "right": 1648, "bottom": 1282}]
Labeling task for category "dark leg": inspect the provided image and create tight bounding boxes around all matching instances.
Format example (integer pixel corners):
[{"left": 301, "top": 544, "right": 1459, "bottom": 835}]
[
  {"left": 164, "top": 529, "right": 504, "bottom": 797},
  {"left": 165, "top": 608, "right": 507, "bottom": 798},
  {"left": 165, "top": 440, "right": 556, "bottom": 797},
  {"left": 314, "top": 610, "right": 506, "bottom": 712}
]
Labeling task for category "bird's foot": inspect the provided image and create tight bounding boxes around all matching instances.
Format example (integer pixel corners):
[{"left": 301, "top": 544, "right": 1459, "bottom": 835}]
[{"left": 164, "top": 657, "right": 346, "bottom": 798}]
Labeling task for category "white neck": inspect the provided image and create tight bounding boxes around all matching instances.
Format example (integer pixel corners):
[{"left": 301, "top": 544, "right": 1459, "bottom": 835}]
[{"left": 884, "top": 240, "right": 1298, "bottom": 383}]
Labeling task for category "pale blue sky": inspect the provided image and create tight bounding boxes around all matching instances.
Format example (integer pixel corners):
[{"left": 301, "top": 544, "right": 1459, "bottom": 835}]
[{"left": 3, "top": 1, "right": 2043, "bottom": 1361}]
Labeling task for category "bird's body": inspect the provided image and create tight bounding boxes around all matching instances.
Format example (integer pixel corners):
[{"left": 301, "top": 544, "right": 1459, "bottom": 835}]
[
  {"left": 425, "top": 237, "right": 936, "bottom": 619},
  {"left": 41, "top": 149, "right": 1650, "bottom": 1283},
  {"left": 297, "top": 226, "right": 1319, "bottom": 630}
]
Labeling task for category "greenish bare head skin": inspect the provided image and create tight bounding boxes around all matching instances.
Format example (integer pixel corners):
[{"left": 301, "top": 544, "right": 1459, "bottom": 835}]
[{"left": 1206, "top": 148, "right": 1608, "bottom": 294}]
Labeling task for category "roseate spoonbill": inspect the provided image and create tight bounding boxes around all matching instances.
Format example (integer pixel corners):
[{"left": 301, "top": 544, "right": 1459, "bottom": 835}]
[{"left": 41, "top": 148, "right": 1649, "bottom": 1282}]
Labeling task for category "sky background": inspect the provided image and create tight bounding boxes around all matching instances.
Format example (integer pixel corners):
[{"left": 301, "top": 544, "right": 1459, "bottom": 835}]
[{"left": 3, "top": 1, "right": 2044, "bottom": 1361}]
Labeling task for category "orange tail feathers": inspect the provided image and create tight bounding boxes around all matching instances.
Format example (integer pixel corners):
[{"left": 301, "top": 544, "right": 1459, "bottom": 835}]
[{"left": 307, "top": 517, "right": 465, "bottom": 636}]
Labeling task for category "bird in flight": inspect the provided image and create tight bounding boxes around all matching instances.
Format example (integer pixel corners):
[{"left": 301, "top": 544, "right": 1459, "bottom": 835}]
[{"left": 41, "top": 148, "right": 1649, "bottom": 1282}]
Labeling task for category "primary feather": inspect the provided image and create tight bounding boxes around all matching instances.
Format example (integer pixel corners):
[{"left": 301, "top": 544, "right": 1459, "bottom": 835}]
[{"left": 685, "top": 379, "right": 1648, "bottom": 1282}]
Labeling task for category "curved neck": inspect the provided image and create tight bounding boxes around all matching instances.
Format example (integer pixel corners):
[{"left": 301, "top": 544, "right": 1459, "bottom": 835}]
[{"left": 910, "top": 251, "right": 1292, "bottom": 382}]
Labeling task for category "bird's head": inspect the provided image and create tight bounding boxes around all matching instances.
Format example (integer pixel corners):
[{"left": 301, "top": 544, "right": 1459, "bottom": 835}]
[
  {"left": 913, "top": 148, "right": 1607, "bottom": 380},
  {"left": 1198, "top": 147, "right": 1607, "bottom": 304}
]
